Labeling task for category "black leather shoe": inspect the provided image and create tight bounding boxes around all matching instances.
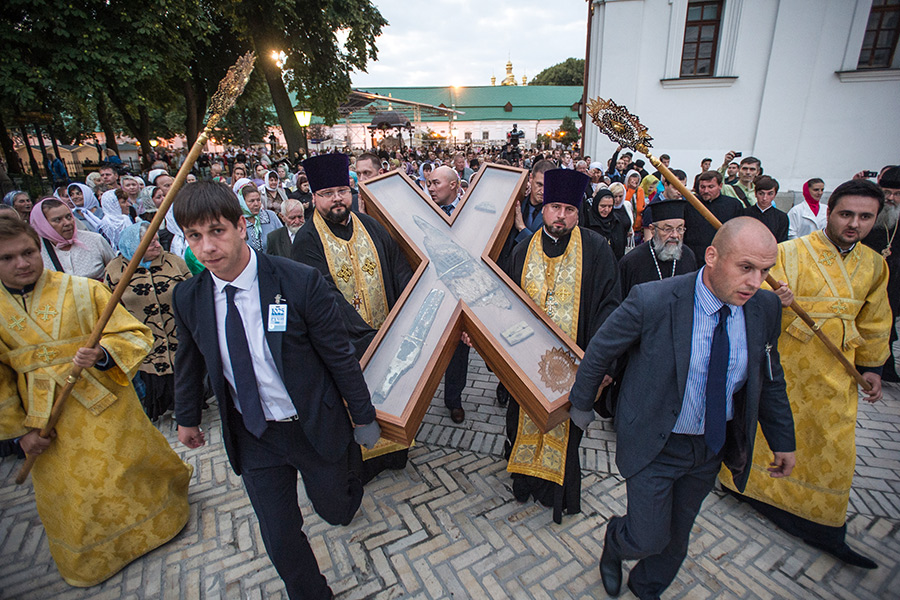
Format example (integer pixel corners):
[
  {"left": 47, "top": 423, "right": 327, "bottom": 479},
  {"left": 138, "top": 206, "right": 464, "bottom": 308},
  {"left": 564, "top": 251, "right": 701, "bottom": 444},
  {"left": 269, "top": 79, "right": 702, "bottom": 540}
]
[
  {"left": 805, "top": 539, "right": 878, "bottom": 569},
  {"left": 450, "top": 408, "right": 465, "bottom": 424},
  {"left": 627, "top": 578, "right": 660, "bottom": 600},
  {"left": 599, "top": 524, "right": 623, "bottom": 596}
]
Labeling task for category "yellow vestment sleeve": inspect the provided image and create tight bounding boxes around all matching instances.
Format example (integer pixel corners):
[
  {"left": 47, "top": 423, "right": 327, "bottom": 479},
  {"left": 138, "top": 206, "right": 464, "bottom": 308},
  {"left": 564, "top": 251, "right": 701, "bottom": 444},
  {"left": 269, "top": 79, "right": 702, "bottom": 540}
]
[
  {"left": 854, "top": 253, "right": 891, "bottom": 367},
  {"left": 0, "top": 362, "right": 28, "bottom": 439},
  {"left": 88, "top": 279, "right": 154, "bottom": 387}
]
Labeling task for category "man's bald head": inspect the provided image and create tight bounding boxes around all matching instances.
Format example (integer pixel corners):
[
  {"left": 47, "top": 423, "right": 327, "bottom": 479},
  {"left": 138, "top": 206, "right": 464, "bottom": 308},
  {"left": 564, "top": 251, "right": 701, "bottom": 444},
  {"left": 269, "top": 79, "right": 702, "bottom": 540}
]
[
  {"left": 704, "top": 217, "right": 778, "bottom": 306},
  {"left": 427, "top": 165, "right": 460, "bottom": 206},
  {"left": 711, "top": 216, "right": 776, "bottom": 259}
]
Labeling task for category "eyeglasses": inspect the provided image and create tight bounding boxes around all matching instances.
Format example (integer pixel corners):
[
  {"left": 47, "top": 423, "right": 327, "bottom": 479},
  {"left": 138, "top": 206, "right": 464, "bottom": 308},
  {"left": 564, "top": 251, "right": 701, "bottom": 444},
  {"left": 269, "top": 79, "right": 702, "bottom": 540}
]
[
  {"left": 316, "top": 188, "right": 352, "bottom": 200},
  {"left": 654, "top": 225, "right": 686, "bottom": 235},
  {"left": 884, "top": 189, "right": 900, "bottom": 200}
]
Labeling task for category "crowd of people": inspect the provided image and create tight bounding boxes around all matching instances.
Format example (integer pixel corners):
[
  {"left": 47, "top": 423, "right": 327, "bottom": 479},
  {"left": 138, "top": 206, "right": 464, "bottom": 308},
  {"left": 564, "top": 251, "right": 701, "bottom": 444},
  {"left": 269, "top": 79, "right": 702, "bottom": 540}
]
[{"left": 0, "top": 141, "right": 898, "bottom": 600}]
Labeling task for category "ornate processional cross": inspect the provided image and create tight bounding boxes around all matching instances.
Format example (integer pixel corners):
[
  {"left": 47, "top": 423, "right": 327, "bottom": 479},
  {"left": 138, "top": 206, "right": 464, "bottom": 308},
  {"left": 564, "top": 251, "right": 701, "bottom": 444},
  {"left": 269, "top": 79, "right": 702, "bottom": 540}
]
[{"left": 359, "top": 165, "right": 583, "bottom": 445}]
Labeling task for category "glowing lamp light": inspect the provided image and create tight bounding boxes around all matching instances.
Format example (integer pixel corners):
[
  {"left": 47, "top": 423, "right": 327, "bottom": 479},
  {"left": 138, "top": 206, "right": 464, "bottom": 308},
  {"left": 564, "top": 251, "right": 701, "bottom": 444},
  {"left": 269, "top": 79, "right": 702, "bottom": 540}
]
[
  {"left": 149, "top": 140, "right": 159, "bottom": 147},
  {"left": 294, "top": 109, "right": 312, "bottom": 128}
]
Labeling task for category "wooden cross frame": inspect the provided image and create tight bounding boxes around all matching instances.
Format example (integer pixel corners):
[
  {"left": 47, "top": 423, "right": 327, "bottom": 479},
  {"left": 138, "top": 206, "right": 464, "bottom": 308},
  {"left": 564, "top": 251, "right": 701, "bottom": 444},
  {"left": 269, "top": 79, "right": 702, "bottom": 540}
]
[{"left": 358, "top": 164, "right": 584, "bottom": 446}]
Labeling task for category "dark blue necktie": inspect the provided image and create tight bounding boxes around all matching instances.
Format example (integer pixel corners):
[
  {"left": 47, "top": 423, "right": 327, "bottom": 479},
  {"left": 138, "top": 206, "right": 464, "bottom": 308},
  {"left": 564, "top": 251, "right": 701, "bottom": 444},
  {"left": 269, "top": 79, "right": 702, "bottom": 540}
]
[
  {"left": 441, "top": 204, "right": 454, "bottom": 216},
  {"left": 224, "top": 285, "right": 267, "bottom": 438},
  {"left": 705, "top": 305, "right": 730, "bottom": 453}
]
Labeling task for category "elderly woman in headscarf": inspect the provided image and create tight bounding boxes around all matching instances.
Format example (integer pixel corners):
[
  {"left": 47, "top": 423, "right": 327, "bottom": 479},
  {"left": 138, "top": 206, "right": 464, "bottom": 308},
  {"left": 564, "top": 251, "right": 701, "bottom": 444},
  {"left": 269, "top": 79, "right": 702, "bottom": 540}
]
[
  {"left": 30, "top": 197, "right": 115, "bottom": 279},
  {"left": 120, "top": 175, "right": 143, "bottom": 208},
  {"left": 104, "top": 221, "right": 191, "bottom": 421},
  {"left": 99, "top": 187, "right": 140, "bottom": 249},
  {"left": 63, "top": 182, "right": 105, "bottom": 232},
  {"left": 3, "top": 190, "right": 32, "bottom": 221},
  {"left": 137, "top": 185, "right": 175, "bottom": 251},
  {"left": 237, "top": 183, "right": 282, "bottom": 253},
  {"left": 276, "top": 162, "right": 294, "bottom": 191},
  {"left": 85, "top": 171, "right": 102, "bottom": 191},
  {"left": 259, "top": 169, "right": 288, "bottom": 214}
]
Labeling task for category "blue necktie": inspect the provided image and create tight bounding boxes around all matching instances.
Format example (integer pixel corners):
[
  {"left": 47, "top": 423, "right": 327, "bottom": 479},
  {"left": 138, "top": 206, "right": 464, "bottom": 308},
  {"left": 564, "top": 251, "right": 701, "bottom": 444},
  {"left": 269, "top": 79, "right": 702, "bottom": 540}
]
[
  {"left": 441, "top": 204, "right": 454, "bottom": 216},
  {"left": 224, "top": 285, "right": 267, "bottom": 438},
  {"left": 705, "top": 305, "right": 730, "bottom": 453}
]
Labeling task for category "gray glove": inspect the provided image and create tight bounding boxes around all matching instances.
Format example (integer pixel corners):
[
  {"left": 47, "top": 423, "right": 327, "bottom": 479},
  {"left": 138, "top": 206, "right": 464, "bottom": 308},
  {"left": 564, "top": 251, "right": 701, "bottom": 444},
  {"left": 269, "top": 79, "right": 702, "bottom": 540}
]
[
  {"left": 354, "top": 420, "right": 382, "bottom": 450},
  {"left": 569, "top": 406, "right": 595, "bottom": 430}
]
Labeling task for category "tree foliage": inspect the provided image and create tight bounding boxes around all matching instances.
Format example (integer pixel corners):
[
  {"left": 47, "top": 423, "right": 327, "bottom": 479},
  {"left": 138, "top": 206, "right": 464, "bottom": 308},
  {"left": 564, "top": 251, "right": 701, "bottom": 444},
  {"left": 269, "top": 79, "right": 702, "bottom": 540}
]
[
  {"left": 530, "top": 58, "right": 585, "bottom": 87},
  {"left": 559, "top": 116, "right": 580, "bottom": 146},
  {"left": 0, "top": 0, "right": 386, "bottom": 168}
]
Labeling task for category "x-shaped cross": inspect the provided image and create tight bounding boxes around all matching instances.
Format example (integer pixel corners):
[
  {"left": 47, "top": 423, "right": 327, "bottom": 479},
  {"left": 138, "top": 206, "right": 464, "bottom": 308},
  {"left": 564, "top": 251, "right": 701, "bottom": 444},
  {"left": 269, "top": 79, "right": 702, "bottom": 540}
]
[{"left": 359, "top": 164, "right": 584, "bottom": 445}]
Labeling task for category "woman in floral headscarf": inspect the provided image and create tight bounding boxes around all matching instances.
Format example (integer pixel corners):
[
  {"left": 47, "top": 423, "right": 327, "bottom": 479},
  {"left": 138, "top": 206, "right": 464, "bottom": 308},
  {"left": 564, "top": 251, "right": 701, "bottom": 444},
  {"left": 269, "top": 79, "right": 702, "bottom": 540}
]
[
  {"left": 104, "top": 221, "right": 191, "bottom": 421},
  {"left": 238, "top": 184, "right": 282, "bottom": 253}
]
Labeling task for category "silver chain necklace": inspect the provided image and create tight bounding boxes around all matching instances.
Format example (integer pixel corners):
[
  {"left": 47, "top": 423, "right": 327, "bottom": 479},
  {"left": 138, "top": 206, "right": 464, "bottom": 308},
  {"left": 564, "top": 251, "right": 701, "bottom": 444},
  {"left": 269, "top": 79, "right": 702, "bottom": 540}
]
[{"left": 649, "top": 244, "right": 676, "bottom": 280}]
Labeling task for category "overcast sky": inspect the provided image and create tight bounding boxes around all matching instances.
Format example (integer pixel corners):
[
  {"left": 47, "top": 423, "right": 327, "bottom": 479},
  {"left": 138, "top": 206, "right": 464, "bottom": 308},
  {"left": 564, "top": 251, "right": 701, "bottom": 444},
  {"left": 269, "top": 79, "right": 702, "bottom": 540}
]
[{"left": 350, "top": 0, "right": 589, "bottom": 88}]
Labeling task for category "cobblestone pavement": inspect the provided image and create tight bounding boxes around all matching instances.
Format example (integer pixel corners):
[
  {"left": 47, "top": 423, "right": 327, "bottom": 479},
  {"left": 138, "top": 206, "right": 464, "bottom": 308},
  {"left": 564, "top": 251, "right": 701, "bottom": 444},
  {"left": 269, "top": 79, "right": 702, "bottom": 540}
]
[{"left": 1, "top": 353, "right": 898, "bottom": 599}]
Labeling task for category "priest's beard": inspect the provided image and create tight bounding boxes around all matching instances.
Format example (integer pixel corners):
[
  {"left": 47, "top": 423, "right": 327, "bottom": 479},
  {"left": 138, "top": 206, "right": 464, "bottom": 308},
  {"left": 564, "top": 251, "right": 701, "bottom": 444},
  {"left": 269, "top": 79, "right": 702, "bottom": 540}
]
[
  {"left": 324, "top": 204, "right": 350, "bottom": 224},
  {"left": 652, "top": 234, "right": 683, "bottom": 261},
  {"left": 875, "top": 202, "right": 900, "bottom": 231}
]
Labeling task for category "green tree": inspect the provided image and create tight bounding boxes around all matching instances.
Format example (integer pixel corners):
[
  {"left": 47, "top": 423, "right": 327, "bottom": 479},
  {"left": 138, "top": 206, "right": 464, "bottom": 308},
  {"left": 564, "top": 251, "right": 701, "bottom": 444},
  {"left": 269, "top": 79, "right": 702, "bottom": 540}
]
[
  {"left": 558, "top": 116, "right": 581, "bottom": 147},
  {"left": 530, "top": 58, "right": 585, "bottom": 86},
  {"left": 221, "top": 0, "right": 387, "bottom": 158}
]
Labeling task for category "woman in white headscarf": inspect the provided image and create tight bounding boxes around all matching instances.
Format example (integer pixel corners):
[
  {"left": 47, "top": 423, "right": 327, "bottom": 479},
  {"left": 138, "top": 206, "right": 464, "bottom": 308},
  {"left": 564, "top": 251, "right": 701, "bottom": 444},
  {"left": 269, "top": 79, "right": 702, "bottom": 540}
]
[
  {"left": 259, "top": 170, "right": 288, "bottom": 214},
  {"left": 99, "top": 188, "right": 140, "bottom": 249},
  {"left": 63, "top": 182, "right": 105, "bottom": 232}
]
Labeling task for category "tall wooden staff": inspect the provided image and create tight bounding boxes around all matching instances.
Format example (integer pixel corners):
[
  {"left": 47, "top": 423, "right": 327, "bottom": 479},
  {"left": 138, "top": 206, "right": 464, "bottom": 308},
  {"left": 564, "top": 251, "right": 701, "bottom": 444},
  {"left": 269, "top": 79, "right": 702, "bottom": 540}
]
[
  {"left": 15, "top": 52, "right": 258, "bottom": 485},
  {"left": 586, "top": 97, "right": 871, "bottom": 391}
]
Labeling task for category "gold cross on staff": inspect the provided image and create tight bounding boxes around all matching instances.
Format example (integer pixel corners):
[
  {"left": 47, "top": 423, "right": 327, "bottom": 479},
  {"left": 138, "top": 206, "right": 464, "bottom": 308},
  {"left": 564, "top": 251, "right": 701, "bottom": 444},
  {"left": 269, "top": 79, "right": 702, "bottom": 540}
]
[
  {"left": 35, "top": 304, "right": 58, "bottom": 322},
  {"left": 36, "top": 346, "right": 59, "bottom": 363},
  {"left": 359, "top": 165, "right": 583, "bottom": 445}
]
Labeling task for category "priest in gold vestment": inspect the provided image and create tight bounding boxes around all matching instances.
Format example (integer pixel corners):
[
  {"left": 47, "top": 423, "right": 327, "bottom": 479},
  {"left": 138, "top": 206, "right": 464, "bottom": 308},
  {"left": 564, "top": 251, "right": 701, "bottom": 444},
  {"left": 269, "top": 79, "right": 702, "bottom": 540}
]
[
  {"left": 503, "top": 169, "right": 621, "bottom": 524},
  {"left": 291, "top": 153, "right": 413, "bottom": 483},
  {"left": 0, "top": 217, "right": 192, "bottom": 586},
  {"left": 720, "top": 180, "right": 890, "bottom": 569}
]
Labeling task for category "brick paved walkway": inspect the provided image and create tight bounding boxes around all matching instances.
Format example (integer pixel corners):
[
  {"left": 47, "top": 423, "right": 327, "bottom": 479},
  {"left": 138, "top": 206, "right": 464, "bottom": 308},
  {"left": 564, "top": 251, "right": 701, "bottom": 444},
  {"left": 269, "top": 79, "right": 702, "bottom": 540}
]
[{"left": 1, "top": 353, "right": 898, "bottom": 599}]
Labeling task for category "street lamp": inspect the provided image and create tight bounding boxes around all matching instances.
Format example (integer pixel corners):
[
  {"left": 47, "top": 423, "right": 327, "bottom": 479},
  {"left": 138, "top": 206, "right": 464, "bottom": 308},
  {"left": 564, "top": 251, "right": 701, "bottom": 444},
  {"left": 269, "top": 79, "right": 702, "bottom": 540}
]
[{"left": 294, "top": 108, "right": 312, "bottom": 158}]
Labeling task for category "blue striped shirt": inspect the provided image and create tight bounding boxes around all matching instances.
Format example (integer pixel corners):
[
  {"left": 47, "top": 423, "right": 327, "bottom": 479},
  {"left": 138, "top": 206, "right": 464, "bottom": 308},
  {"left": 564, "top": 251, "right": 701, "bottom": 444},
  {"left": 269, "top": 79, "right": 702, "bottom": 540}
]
[{"left": 672, "top": 268, "right": 749, "bottom": 435}]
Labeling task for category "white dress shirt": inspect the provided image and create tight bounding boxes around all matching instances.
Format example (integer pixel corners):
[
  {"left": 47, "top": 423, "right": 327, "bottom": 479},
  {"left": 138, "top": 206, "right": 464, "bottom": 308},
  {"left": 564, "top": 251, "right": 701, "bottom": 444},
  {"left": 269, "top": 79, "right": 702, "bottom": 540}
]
[{"left": 210, "top": 250, "right": 296, "bottom": 420}]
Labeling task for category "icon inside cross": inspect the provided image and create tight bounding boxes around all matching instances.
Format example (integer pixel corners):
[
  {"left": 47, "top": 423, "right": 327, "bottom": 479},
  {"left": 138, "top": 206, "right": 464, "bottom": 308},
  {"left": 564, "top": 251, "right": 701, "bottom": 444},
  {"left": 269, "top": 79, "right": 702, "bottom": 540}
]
[{"left": 359, "top": 165, "right": 582, "bottom": 445}]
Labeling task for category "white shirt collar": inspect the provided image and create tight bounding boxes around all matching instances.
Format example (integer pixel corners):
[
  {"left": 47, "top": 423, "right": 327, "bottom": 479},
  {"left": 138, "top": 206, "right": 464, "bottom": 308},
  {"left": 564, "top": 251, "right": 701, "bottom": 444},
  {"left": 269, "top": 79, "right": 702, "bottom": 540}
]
[{"left": 211, "top": 248, "right": 258, "bottom": 294}]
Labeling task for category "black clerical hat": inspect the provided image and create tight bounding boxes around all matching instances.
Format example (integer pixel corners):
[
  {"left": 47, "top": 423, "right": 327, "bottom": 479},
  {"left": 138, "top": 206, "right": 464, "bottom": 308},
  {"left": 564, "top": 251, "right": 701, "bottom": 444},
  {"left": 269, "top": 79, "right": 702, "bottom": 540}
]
[
  {"left": 303, "top": 154, "right": 350, "bottom": 193},
  {"left": 543, "top": 169, "right": 589, "bottom": 208},
  {"left": 648, "top": 199, "right": 687, "bottom": 222}
]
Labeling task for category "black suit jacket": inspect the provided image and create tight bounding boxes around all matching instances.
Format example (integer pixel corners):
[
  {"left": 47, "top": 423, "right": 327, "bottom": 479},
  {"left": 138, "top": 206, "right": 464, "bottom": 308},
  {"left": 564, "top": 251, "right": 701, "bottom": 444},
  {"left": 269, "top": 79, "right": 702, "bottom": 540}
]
[
  {"left": 266, "top": 227, "right": 293, "bottom": 259},
  {"left": 173, "top": 251, "right": 376, "bottom": 475},
  {"left": 569, "top": 271, "right": 795, "bottom": 490}
]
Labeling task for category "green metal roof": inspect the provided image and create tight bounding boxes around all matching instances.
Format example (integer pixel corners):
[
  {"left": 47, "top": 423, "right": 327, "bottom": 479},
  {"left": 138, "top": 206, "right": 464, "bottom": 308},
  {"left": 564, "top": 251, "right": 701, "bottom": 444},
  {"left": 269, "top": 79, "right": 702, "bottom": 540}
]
[{"left": 304, "top": 85, "right": 582, "bottom": 124}]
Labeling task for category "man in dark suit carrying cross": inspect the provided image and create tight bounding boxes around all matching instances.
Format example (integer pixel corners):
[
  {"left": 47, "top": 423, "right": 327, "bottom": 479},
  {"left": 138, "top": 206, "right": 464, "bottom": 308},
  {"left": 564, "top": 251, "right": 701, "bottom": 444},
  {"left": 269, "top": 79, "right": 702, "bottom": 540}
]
[{"left": 172, "top": 181, "right": 381, "bottom": 600}]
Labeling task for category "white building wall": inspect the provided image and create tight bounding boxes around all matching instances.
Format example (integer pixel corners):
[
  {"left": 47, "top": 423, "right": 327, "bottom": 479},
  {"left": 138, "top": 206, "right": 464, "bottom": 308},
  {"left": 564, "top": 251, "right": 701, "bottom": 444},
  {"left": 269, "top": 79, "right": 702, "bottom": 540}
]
[{"left": 584, "top": 0, "right": 900, "bottom": 194}]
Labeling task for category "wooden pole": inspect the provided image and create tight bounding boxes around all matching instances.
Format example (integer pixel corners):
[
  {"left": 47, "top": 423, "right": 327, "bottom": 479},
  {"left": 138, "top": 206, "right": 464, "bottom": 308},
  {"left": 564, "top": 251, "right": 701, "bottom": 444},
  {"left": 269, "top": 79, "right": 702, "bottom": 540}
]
[
  {"left": 639, "top": 147, "right": 871, "bottom": 391},
  {"left": 15, "top": 52, "right": 256, "bottom": 485}
]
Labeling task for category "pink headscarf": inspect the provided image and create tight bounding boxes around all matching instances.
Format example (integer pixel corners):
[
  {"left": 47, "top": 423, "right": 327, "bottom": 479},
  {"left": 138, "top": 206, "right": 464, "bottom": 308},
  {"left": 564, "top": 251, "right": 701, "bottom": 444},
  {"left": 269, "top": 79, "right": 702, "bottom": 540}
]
[
  {"left": 802, "top": 181, "right": 819, "bottom": 216},
  {"left": 29, "top": 198, "right": 84, "bottom": 250}
]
